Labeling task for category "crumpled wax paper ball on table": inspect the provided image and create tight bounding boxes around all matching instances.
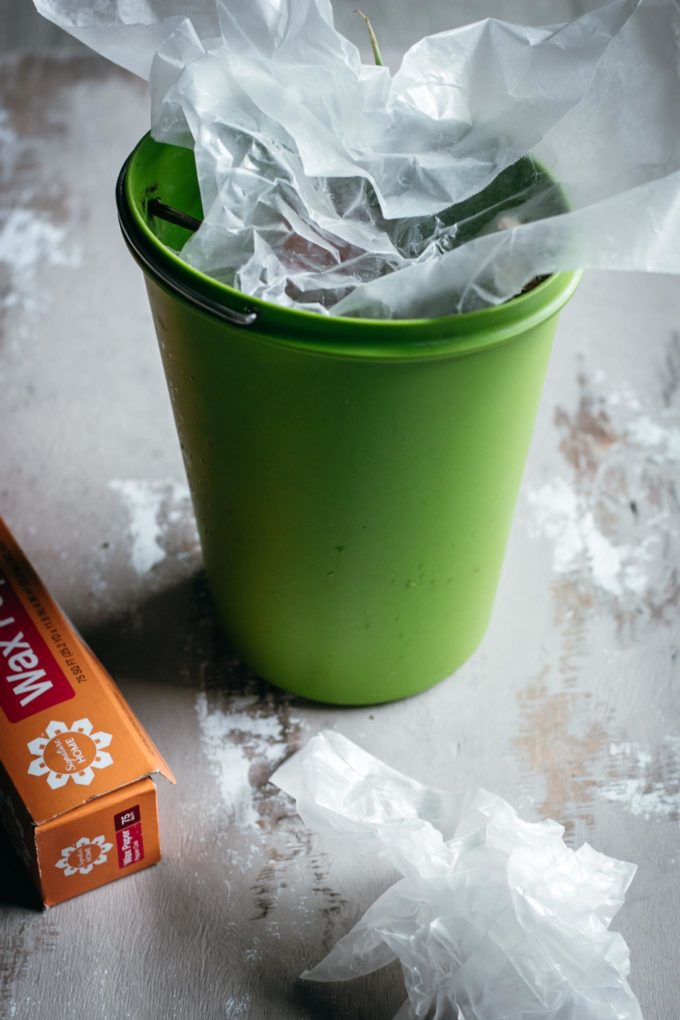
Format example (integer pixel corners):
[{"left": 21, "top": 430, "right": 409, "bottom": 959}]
[
  {"left": 33, "top": 0, "right": 680, "bottom": 318},
  {"left": 271, "top": 730, "right": 642, "bottom": 1020}
]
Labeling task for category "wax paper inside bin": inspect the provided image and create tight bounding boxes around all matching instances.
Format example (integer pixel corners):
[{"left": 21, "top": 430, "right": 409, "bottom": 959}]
[
  {"left": 34, "top": 0, "right": 680, "bottom": 312},
  {"left": 34, "top": 0, "right": 680, "bottom": 702},
  {"left": 117, "top": 135, "right": 580, "bottom": 705}
]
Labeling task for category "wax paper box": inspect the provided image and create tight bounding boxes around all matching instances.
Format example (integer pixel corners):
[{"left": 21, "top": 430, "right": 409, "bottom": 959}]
[{"left": 0, "top": 516, "right": 175, "bottom": 906}]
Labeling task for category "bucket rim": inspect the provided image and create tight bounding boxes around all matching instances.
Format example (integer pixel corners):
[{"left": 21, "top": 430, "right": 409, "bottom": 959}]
[{"left": 117, "top": 133, "right": 582, "bottom": 358}]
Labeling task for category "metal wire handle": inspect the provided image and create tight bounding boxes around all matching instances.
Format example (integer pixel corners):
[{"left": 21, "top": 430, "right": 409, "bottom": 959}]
[
  {"left": 116, "top": 162, "right": 257, "bottom": 328},
  {"left": 147, "top": 198, "right": 203, "bottom": 234}
]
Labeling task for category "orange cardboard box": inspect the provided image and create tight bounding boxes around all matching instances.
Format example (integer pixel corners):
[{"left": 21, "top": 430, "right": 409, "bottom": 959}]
[{"left": 0, "top": 516, "right": 175, "bottom": 906}]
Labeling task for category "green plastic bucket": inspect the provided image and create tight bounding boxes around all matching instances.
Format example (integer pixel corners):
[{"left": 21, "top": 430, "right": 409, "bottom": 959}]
[{"left": 116, "top": 134, "right": 580, "bottom": 705}]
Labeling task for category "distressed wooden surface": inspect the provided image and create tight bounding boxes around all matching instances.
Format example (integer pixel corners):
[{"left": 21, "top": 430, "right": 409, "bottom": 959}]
[{"left": 1, "top": 19, "right": 680, "bottom": 1020}]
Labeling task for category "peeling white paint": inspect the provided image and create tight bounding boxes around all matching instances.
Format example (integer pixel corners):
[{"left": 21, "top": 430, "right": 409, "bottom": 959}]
[{"left": 109, "top": 478, "right": 196, "bottom": 575}]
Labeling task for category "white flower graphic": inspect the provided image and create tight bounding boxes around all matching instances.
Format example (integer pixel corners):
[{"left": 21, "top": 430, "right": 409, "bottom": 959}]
[
  {"left": 27, "top": 718, "right": 113, "bottom": 789},
  {"left": 55, "top": 835, "right": 113, "bottom": 876}
]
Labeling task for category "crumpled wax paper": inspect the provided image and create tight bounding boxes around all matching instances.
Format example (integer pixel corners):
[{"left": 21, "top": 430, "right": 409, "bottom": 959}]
[
  {"left": 35, "top": 0, "right": 680, "bottom": 317},
  {"left": 271, "top": 730, "right": 642, "bottom": 1020}
]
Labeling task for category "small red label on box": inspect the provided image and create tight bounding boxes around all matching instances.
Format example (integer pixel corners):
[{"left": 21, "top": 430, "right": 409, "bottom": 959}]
[
  {"left": 0, "top": 571, "right": 76, "bottom": 723},
  {"left": 114, "top": 804, "right": 140, "bottom": 831},
  {"left": 116, "top": 821, "right": 144, "bottom": 868}
]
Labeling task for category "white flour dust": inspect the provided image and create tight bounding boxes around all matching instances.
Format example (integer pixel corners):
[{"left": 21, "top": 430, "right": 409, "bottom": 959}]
[
  {"left": 0, "top": 108, "right": 15, "bottom": 150},
  {"left": 224, "top": 995, "right": 251, "bottom": 1019},
  {"left": 527, "top": 377, "right": 679, "bottom": 598},
  {"left": 626, "top": 416, "right": 680, "bottom": 461},
  {"left": 527, "top": 479, "right": 650, "bottom": 596},
  {"left": 599, "top": 738, "right": 680, "bottom": 818},
  {"left": 109, "top": 478, "right": 198, "bottom": 575},
  {"left": 195, "top": 692, "right": 301, "bottom": 832},
  {"left": 0, "top": 207, "right": 80, "bottom": 314}
]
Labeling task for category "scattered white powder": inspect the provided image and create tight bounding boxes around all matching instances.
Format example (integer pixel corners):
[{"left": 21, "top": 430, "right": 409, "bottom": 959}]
[
  {"left": 626, "top": 416, "right": 680, "bottom": 461},
  {"left": 224, "top": 996, "right": 251, "bottom": 1019},
  {"left": 600, "top": 739, "right": 680, "bottom": 818},
  {"left": 528, "top": 378, "right": 679, "bottom": 597},
  {"left": 0, "top": 108, "right": 16, "bottom": 151},
  {"left": 608, "top": 380, "right": 680, "bottom": 464},
  {"left": 0, "top": 207, "right": 80, "bottom": 313},
  {"left": 604, "top": 378, "right": 642, "bottom": 412},
  {"left": 109, "top": 478, "right": 196, "bottom": 575},
  {"left": 527, "top": 478, "right": 649, "bottom": 595},
  {"left": 609, "top": 741, "right": 653, "bottom": 764},
  {"left": 195, "top": 692, "right": 299, "bottom": 831},
  {"left": 0, "top": 102, "right": 76, "bottom": 324},
  {"left": 243, "top": 942, "right": 262, "bottom": 964}
]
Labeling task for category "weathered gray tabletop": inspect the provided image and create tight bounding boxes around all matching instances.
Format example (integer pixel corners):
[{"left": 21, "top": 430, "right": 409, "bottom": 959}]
[{"left": 1, "top": 12, "right": 680, "bottom": 1020}]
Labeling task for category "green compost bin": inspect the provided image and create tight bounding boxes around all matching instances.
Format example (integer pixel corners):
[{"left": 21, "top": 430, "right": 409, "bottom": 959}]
[{"left": 116, "top": 134, "right": 580, "bottom": 705}]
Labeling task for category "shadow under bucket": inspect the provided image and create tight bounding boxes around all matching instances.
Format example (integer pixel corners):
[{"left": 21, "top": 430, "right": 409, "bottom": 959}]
[{"left": 117, "top": 133, "right": 580, "bottom": 705}]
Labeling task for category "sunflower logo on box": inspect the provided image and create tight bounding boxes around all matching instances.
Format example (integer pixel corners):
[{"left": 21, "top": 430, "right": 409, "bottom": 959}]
[
  {"left": 55, "top": 835, "right": 114, "bottom": 877},
  {"left": 27, "top": 718, "right": 113, "bottom": 789}
]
